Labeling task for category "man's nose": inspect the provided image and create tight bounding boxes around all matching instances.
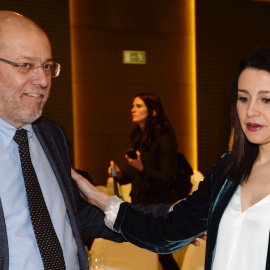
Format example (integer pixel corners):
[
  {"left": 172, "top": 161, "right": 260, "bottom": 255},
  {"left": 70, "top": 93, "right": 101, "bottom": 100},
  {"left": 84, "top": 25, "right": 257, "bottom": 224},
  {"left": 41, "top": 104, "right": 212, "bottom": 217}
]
[{"left": 32, "top": 67, "right": 50, "bottom": 88}]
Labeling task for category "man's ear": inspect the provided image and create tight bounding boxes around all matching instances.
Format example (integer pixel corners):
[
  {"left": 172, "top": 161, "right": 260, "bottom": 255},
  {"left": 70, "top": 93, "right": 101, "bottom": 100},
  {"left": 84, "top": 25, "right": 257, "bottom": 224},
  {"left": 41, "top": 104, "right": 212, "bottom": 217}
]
[{"left": 152, "top": 110, "right": 156, "bottom": 117}]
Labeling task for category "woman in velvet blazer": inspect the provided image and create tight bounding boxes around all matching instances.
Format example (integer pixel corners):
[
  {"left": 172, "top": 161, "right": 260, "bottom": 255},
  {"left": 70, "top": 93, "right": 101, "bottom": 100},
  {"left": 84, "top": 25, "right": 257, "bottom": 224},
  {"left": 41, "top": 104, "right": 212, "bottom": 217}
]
[{"left": 72, "top": 47, "right": 270, "bottom": 270}]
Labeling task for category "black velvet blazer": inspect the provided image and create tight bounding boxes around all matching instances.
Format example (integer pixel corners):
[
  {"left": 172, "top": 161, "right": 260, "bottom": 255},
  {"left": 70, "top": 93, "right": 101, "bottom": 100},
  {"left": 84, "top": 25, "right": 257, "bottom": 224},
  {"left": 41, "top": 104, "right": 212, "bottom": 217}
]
[{"left": 112, "top": 153, "right": 270, "bottom": 270}]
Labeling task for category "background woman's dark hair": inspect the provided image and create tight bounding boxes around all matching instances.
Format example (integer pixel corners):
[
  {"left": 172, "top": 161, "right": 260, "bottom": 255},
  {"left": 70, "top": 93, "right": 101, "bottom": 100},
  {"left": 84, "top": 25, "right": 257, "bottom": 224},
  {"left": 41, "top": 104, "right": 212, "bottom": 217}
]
[
  {"left": 130, "top": 93, "right": 177, "bottom": 150},
  {"left": 223, "top": 47, "right": 270, "bottom": 184}
]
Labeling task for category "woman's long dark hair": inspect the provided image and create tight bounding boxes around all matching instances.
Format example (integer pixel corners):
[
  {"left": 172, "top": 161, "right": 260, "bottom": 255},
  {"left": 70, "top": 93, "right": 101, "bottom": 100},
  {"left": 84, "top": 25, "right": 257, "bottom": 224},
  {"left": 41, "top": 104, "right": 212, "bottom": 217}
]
[
  {"left": 223, "top": 47, "right": 270, "bottom": 184},
  {"left": 129, "top": 93, "right": 177, "bottom": 150}
]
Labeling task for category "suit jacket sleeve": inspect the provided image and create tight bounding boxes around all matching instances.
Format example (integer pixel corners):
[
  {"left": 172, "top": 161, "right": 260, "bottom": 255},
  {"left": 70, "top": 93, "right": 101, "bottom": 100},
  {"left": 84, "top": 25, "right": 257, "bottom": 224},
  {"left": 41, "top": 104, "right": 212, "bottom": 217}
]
[{"left": 33, "top": 118, "right": 125, "bottom": 243}]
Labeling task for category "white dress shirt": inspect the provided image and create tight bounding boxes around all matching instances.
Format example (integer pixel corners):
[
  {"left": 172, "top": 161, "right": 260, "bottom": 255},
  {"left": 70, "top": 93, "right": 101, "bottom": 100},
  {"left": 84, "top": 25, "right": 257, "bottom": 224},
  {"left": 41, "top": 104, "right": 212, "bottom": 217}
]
[
  {"left": 0, "top": 118, "right": 79, "bottom": 269},
  {"left": 213, "top": 186, "right": 270, "bottom": 270}
]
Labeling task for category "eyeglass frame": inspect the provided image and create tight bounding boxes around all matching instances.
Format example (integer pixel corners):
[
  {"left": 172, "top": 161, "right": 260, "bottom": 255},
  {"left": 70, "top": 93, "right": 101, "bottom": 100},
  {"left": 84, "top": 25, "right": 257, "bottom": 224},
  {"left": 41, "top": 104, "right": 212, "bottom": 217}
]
[{"left": 0, "top": 57, "right": 61, "bottom": 78}]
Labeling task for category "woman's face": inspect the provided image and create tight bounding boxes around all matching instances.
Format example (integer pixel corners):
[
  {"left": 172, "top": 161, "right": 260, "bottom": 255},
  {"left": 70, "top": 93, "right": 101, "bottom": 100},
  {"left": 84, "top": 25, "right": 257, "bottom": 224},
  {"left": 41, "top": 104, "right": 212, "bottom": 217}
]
[
  {"left": 237, "top": 68, "right": 270, "bottom": 147},
  {"left": 131, "top": 97, "right": 149, "bottom": 129}
]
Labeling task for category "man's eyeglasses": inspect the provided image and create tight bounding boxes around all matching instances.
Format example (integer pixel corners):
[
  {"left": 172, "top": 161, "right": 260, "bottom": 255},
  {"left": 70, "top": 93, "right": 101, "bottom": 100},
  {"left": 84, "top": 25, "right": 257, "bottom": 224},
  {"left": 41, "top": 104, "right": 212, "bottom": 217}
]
[{"left": 0, "top": 57, "right": 61, "bottom": 78}]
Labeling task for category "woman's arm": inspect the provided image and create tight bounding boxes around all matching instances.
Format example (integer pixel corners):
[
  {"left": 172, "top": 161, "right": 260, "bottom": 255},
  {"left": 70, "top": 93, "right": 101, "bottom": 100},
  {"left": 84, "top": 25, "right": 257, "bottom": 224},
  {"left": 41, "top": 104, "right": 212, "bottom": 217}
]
[
  {"left": 72, "top": 169, "right": 109, "bottom": 211},
  {"left": 72, "top": 165, "right": 214, "bottom": 252},
  {"left": 111, "top": 171, "right": 213, "bottom": 253}
]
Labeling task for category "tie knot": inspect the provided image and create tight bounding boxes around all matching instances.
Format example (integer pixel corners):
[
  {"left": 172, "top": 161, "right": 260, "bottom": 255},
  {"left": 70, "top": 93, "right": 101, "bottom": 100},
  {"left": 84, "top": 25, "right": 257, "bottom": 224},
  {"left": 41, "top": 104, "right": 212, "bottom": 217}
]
[{"left": 13, "top": 129, "right": 28, "bottom": 145}]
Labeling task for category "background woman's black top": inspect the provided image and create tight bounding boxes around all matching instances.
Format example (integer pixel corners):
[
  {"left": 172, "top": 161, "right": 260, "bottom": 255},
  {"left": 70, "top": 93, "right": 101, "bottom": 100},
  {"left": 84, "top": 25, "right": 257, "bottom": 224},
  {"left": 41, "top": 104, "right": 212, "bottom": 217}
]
[{"left": 118, "top": 131, "right": 178, "bottom": 204}]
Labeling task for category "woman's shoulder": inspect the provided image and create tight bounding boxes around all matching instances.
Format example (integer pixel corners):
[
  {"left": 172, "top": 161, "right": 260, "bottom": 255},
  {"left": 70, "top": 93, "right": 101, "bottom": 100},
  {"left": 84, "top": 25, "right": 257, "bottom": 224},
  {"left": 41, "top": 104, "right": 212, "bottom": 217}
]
[
  {"left": 155, "top": 130, "right": 177, "bottom": 147},
  {"left": 154, "top": 127, "right": 175, "bottom": 140}
]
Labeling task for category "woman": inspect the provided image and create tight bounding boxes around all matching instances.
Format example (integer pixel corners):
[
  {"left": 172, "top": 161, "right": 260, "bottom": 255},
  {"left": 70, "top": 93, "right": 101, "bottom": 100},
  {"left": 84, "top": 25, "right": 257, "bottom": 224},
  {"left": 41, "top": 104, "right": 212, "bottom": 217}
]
[
  {"left": 109, "top": 93, "right": 178, "bottom": 204},
  {"left": 72, "top": 47, "right": 270, "bottom": 270},
  {"left": 109, "top": 93, "right": 180, "bottom": 269}
]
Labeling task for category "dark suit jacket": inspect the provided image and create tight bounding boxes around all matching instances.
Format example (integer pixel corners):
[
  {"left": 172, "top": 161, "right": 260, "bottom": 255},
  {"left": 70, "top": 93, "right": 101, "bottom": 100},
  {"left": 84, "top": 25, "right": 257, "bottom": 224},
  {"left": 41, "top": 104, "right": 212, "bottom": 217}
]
[
  {"left": 112, "top": 153, "right": 270, "bottom": 270},
  {"left": 0, "top": 117, "right": 123, "bottom": 270}
]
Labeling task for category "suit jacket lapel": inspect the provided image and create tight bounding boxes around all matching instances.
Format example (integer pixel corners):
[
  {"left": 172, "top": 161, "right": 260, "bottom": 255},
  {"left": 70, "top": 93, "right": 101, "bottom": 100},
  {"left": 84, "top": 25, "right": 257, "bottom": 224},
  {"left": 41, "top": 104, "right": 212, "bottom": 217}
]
[
  {"left": 0, "top": 199, "right": 9, "bottom": 270},
  {"left": 32, "top": 122, "right": 82, "bottom": 236},
  {"left": 33, "top": 120, "right": 88, "bottom": 269},
  {"left": 33, "top": 123, "right": 71, "bottom": 197}
]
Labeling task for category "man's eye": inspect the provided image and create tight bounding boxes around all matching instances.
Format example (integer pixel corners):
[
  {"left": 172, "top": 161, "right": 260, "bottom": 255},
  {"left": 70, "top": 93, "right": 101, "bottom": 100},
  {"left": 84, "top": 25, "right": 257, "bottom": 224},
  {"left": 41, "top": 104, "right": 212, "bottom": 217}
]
[
  {"left": 43, "top": 64, "right": 52, "bottom": 71},
  {"left": 262, "top": 98, "right": 270, "bottom": 103},
  {"left": 21, "top": 63, "right": 32, "bottom": 69}
]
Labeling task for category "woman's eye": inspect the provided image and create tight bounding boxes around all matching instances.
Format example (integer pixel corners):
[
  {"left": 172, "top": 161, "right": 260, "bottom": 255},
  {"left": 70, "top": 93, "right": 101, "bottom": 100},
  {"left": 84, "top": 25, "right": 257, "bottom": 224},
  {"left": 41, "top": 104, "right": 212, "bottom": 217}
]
[{"left": 238, "top": 96, "right": 249, "bottom": 102}]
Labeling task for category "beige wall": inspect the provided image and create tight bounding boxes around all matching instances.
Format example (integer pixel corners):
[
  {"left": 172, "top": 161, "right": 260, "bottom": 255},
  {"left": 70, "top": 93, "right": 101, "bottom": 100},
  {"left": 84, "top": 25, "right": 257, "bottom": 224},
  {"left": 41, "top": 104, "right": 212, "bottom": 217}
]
[
  {"left": 70, "top": 0, "right": 197, "bottom": 184},
  {"left": 4, "top": 1, "right": 270, "bottom": 182},
  {"left": 196, "top": 1, "right": 270, "bottom": 175},
  {"left": 1, "top": 0, "right": 73, "bottom": 154}
]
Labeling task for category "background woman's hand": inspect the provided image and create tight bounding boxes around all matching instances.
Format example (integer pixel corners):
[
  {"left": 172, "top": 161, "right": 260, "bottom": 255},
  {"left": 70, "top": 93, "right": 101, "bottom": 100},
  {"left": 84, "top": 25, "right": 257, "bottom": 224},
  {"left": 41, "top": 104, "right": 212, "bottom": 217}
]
[
  {"left": 125, "top": 150, "right": 144, "bottom": 172},
  {"left": 108, "top": 160, "right": 121, "bottom": 178}
]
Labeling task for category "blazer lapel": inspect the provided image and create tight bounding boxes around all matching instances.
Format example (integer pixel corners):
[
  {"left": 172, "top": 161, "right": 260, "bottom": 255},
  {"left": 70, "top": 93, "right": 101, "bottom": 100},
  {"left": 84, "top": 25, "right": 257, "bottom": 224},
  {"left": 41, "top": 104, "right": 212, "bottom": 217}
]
[
  {"left": 205, "top": 178, "right": 238, "bottom": 269},
  {"left": 265, "top": 228, "right": 270, "bottom": 269}
]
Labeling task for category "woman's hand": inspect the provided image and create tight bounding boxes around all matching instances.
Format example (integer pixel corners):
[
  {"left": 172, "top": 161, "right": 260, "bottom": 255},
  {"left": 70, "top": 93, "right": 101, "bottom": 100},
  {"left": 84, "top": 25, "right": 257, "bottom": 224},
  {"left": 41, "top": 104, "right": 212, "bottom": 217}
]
[
  {"left": 125, "top": 150, "right": 144, "bottom": 172},
  {"left": 190, "top": 233, "right": 207, "bottom": 246},
  {"left": 71, "top": 168, "right": 109, "bottom": 211},
  {"left": 170, "top": 199, "right": 207, "bottom": 246},
  {"left": 108, "top": 160, "right": 122, "bottom": 179}
]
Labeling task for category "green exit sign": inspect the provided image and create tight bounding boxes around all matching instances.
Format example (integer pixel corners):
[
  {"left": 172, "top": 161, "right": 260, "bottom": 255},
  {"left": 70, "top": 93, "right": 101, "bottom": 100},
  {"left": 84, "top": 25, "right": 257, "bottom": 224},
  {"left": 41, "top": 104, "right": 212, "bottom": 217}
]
[{"left": 123, "top": 50, "right": 146, "bottom": 64}]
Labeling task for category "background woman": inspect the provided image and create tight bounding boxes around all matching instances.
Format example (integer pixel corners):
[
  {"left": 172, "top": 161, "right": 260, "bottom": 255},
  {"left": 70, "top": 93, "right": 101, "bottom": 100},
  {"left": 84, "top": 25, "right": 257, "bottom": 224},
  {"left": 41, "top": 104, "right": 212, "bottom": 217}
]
[{"left": 109, "top": 93, "right": 180, "bottom": 269}]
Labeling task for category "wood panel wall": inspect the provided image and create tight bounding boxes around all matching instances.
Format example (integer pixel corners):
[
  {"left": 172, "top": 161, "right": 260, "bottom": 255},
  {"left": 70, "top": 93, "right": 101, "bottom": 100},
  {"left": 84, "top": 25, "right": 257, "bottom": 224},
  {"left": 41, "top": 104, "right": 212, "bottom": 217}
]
[
  {"left": 2, "top": 0, "right": 270, "bottom": 182},
  {"left": 1, "top": 0, "right": 73, "bottom": 155},
  {"left": 70, "top": 0, "right": 196, "bottom": 184},
  {"left": 196, "top": 0, "right": 270, "bottom": 175}
]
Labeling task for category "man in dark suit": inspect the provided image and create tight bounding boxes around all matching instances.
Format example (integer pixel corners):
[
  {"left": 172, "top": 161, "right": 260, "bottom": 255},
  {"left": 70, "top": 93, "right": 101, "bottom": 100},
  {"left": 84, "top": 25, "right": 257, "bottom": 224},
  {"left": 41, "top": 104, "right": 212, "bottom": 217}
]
[{"left": 0, "top": 10, "right": 123, "bottom": 270}]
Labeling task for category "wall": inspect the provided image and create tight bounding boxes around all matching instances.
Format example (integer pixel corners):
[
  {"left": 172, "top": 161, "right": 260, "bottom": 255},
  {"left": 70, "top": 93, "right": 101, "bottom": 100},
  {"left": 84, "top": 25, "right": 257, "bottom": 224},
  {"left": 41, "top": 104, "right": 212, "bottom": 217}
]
[
  {"left": 196, "top": 0, "right": 270, "bottom": 175},
  {"left": 3, "top": 0, "right": 270, "bottom": 181},
  {"left": 70, "top": 0, "right": 197, "bottom": 184},
  {"left": 1, "top": 0, "right": 73, "bottom": 155}
]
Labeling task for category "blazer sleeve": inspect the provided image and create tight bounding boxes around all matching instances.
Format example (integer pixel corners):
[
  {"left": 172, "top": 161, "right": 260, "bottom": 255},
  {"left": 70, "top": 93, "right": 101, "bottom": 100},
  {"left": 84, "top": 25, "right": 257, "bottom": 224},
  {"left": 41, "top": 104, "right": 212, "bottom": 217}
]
[
  {"left": 111, "top": 156, "right": 225, "bottom": 254},
  {"left": 75, "top": 185, "right": 125, "bottom": 242}
]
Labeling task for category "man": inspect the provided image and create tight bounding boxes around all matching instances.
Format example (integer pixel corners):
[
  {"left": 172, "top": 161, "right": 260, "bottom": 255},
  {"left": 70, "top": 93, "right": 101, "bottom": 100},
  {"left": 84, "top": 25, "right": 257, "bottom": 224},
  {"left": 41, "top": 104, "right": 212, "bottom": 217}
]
[{"left": 0, "top": 11, "right": 123, "bottom": 270}]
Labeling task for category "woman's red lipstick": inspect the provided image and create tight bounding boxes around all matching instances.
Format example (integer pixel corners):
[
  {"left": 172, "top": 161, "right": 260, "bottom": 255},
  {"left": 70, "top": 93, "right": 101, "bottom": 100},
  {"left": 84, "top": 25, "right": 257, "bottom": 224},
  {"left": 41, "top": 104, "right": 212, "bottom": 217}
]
[{"left": 246, "top": 122, "right": 263, "bottom": 131}]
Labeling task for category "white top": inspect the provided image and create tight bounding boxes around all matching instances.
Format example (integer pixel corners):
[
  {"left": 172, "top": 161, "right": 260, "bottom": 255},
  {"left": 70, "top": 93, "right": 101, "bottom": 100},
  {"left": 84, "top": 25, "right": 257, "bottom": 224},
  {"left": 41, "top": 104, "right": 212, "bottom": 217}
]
[{"left": 213, "top": 186, "right": 270, "bottom": 270}]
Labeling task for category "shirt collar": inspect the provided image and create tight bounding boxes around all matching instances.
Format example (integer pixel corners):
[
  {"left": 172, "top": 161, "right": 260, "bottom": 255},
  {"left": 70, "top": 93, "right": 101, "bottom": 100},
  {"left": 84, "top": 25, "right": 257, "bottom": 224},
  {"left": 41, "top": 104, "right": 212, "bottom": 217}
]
[{"left": 0, "top": 118, "right": 33, "bottom": 149}]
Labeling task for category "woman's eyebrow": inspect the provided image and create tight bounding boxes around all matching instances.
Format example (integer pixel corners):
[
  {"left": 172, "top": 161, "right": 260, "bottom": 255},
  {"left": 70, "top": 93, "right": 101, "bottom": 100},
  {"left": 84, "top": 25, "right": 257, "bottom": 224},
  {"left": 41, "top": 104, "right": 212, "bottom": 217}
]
[{"left": 238, "top": 89, "right": 270, "bottom": 94}]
